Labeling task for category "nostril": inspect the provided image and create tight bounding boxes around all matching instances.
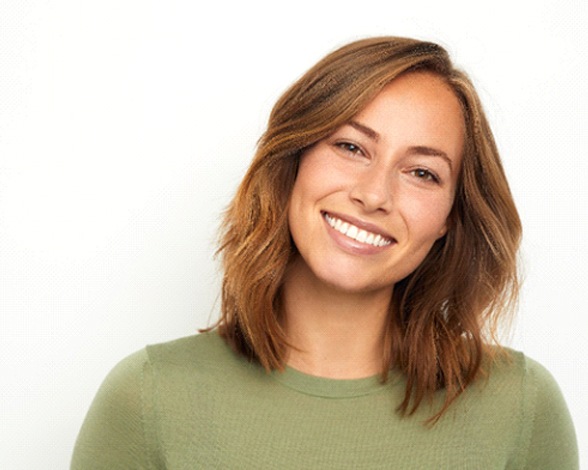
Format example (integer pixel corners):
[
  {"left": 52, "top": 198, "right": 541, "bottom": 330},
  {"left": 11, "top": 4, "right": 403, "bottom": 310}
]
[{"left": 349, "top": 179, "right": 393, "bottom": 213}]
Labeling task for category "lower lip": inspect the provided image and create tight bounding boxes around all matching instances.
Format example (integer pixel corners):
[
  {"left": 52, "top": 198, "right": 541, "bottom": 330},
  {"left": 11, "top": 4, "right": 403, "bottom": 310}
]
[{"left": 322, "top": 214, "right": 395, "bottom": 255}]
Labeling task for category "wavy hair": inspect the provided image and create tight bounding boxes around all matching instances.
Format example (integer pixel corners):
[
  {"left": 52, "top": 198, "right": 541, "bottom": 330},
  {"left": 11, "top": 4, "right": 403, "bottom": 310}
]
[{"left": 211, "top": 36, "right": 522, "bottom": 422}]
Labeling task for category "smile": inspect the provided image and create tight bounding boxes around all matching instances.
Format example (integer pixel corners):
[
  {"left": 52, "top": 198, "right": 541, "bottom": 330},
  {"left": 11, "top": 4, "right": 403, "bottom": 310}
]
[{"left": 323, "top": 213, "right": 393, "bottom": 247}]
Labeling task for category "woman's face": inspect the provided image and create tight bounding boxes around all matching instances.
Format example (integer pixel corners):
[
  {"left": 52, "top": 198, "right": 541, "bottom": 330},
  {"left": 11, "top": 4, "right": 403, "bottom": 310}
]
[{"left": 287, "top": 72, "right": 465, "bottom": 295}]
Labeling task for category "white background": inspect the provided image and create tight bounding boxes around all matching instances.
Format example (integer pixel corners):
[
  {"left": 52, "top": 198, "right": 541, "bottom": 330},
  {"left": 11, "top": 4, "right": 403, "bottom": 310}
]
[{"left": 0, "top": 0, "right": 585, "bottom": 468}]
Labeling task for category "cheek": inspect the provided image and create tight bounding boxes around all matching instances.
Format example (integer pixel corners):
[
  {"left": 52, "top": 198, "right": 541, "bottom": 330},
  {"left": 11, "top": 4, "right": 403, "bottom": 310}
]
[
  {"left": 403, "top": 193, "right": 454, "bottom": 240},
  {"left": 288, "top": 151, "right": 339, "bottom": 216},
  {"left": 287, "top": 163, "right": 321, "bottom": 242},
  {"left": 288, "top": 171, "right": 314, "bottom": 221},
  {"left": 290, "top": 157, "right": 316, "bottom": 203}
]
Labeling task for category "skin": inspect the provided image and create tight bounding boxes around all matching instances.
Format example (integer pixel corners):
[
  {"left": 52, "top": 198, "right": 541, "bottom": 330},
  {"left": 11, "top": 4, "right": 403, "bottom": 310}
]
[{"left": 282, "top": 72, "right": 466, "bottom": 379}]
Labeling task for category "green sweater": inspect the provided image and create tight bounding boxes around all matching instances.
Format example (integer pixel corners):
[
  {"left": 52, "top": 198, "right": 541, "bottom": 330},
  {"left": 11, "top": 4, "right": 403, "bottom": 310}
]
[{"left": 71, "top": 332, "right": 578, "bottom": 469}]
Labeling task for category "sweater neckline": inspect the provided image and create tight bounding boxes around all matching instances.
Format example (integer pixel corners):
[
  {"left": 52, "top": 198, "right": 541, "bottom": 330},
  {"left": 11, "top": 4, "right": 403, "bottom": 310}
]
[{"left": 271, "top": 366, "right": 401, "bottom": 398}]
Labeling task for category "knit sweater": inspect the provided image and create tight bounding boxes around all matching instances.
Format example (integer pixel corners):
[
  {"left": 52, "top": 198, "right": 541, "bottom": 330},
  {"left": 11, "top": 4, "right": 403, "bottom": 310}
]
[{"left": 71, "top": 332, "right": 578, "bottom": 469}]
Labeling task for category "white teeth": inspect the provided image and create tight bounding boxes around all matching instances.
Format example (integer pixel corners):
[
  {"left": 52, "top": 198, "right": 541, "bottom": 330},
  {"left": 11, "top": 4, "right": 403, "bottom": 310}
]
[{"left": 324, "top": 213, "right": 392, "bottom": 247}]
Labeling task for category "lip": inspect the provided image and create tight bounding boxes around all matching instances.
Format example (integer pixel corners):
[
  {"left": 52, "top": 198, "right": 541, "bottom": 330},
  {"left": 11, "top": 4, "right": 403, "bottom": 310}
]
[
  {"left": 321, "top": 210, "right": 396, "bottom": 255},
  {"left": 321, "top": 211, "right": 396, "bottom": 241}
]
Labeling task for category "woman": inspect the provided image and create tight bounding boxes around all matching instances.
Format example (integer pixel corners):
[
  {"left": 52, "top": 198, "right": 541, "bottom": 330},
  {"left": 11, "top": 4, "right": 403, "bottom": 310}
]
[{"left": 71, "top": 37, "right": 578, "bottom": 468}]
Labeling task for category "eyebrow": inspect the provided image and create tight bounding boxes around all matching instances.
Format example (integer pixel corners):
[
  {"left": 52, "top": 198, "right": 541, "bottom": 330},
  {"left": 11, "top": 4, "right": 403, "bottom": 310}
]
[
  {"left": 348, "top": 120, "right": 380, "bottom": 142},
  {"left": 407, "top": 146, "right": 454, "bottom": 171},
  {"left": 347, "top": 120, "right": 454, "bottom": 170}
]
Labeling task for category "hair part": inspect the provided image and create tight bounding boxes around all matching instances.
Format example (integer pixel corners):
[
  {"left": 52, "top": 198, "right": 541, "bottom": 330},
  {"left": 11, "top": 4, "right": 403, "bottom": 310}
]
[{"left": 208, "top": 36, "right": 522, "bottom": 423}]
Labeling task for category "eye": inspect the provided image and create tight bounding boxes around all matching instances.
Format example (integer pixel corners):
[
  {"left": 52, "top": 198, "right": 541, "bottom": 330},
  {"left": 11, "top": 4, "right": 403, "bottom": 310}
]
[
  {"left": 410, "top": 168, "right": 440, "bottom": 184},
  {"left": 334, "top": 141, "right": 365, "bottom": 157}
]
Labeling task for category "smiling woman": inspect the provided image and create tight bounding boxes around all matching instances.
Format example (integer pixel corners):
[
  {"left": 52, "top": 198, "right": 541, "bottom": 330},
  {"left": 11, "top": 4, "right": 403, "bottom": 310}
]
[
  {"left": 71, "top": 37, "right": 579, "bottom": 469},
  {"left": 287, "top": 73, "right": 462, "bottom": 298}
]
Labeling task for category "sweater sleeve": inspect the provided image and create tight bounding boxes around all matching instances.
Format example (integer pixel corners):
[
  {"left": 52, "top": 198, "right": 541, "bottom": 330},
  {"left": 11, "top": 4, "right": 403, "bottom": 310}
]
[
  {"left": 70, "top": 349, "right": 163, "bottom": 469},
  {"left": 521, "top": 357, "right": 579, "bottom": 470}
]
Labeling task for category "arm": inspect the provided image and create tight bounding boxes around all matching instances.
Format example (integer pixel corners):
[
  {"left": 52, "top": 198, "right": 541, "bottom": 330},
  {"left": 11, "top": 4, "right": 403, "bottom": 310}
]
[
  {"left": 71, "top": 349, "right": 163, "bottom": 469},
  {"left": 521, "top": 357, "right": 578, "bottom": 470}
]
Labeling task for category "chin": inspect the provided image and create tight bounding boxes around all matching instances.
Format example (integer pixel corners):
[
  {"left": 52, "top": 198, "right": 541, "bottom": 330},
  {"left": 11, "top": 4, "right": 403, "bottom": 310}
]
[{"left": 312, "top": 265, "right": 396, "bottom": 296}]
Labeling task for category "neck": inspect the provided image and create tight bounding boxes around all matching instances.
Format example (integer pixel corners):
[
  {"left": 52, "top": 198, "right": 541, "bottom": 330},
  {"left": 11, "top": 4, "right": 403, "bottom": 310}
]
[{"left": 281, "top": 259, "right": 392, "bottom": 379}]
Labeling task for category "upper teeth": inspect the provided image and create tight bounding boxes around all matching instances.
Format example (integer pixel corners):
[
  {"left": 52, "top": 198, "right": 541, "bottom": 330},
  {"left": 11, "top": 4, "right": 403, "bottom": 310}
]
[{"left": 324, "top": 213, "right": 392, "bottom": 247}]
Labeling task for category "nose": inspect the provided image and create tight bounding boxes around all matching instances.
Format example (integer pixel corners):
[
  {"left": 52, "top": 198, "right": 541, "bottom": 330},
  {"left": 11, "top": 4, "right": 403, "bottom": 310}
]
[{"left": 349, "top": 165, "right": 393, "bottom": 213}]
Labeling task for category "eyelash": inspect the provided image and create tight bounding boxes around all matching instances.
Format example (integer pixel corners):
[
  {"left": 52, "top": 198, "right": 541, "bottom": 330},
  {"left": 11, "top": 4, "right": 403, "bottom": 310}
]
[
  {"left": 334, "top": 141, "right": 365, "bottom": 157},
  {"left": 409, "top": 168, "right": 440, "bottom": 184},
  {"left": 334, "top": 141, "right": 442, "bottom": 185}
]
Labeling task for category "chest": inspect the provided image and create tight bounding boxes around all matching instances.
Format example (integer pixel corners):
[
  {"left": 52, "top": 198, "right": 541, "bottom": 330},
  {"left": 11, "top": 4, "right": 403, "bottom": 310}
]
[{"left": 152, "top": 379, "right": 521, "bottom": 469}]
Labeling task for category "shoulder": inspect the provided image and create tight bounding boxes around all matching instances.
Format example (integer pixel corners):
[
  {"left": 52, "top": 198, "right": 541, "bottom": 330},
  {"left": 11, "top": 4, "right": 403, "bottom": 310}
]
[
  {"left": 94, "top": 331, "right": 261, "bottom": 402},
  {"left": 481, "top": 348, "right": 572, "bottom": 422},
  {"left": 483, "top": 347, "right": 554, "bottom": 386},
  {"left": 140, "top": 331, "right": 268, "bottom": 397},
  {"left": 145, "top": 330, "right": 232, "bottom": 365},
  {"left": 72, "top": 332, "right": 247, "bottom": 468},
  {"left": 143, "top": 330, "right": 256, "bottom": 380},
  {"left": 78, "top": 331, "right": 243, "bottom": 430},
  {"left": 481, "top": 348, "right": 579, "bottom": 469},
  {"left": 71, "top": 349, "right": 158, "bottom": 468},
  {"left": 483, "top": 347, "right": 568, "bottom": 405},
  {"left": 86, "top": 332, "right": 230, "bottom": 393}
]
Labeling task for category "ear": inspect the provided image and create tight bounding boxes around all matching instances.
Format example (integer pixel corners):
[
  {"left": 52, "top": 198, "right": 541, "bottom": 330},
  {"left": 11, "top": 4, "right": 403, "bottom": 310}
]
[
  {"left": 438, "top": 206, "right": 457, "bottom": 239},
  {"left": 437, "top": 224, "right": 448, "bottom": 239}
]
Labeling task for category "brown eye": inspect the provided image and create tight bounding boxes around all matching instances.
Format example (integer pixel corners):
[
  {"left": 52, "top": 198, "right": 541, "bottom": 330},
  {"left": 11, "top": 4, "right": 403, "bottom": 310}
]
[
  {"left": 336, "top": 142, "right": 364, "bottom": 156},
  {"left": 411, "top": 168, "right": 440, "bottom": 183}
]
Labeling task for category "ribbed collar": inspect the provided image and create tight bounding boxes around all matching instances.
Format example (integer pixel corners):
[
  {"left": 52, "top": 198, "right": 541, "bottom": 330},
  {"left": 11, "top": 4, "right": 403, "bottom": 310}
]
[{"left": 271, "top": 366, "right": 401, "bottom": 399}]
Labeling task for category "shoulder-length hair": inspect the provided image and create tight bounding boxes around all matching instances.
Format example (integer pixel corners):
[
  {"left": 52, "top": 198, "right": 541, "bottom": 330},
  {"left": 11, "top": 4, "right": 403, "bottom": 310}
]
[{"left": 212, "top": 36, "right": 521, "bottom": 422}]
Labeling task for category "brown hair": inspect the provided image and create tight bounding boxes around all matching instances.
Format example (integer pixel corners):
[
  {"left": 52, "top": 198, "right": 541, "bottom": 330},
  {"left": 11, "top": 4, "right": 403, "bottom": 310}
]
[{"left": 211, "top": 36, "right": 521, "bottom": 422}]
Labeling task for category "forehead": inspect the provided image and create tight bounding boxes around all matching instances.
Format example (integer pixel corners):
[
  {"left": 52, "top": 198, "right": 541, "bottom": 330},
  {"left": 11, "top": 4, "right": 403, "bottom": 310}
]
[
  {"left": 356, "top": 72, "right": 464, "bottom": 130},
  {"left": 351, "top": 72, "right": 466, "bottom": 163}
]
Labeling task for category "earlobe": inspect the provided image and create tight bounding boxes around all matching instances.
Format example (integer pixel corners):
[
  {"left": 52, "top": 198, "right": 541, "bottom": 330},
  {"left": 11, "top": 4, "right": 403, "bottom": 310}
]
[
  {"left": 439, "top": 210, "right": 457, "bottom": 239},
  {"left": 437, "top": 224, "right": 448, "bottom": 239}
]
